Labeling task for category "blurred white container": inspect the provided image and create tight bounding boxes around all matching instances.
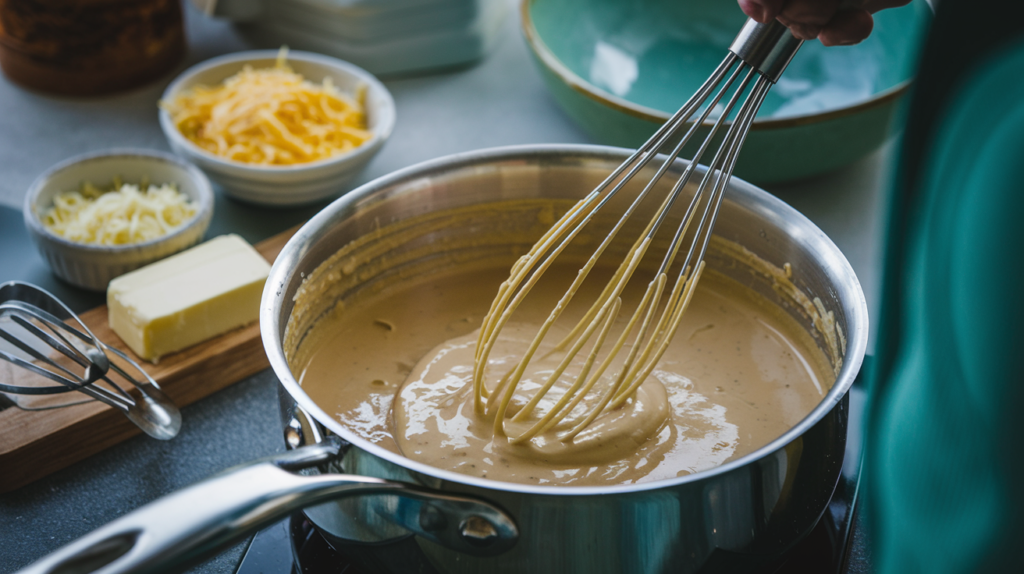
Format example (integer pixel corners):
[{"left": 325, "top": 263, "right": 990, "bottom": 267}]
[
  {"left": 194, "top": 0, "right": 507, "bottom": 75},
  {"left": 24, "top": 149, "right": 214, "bottom": 292},
  {"left": 267, "top": 0, "right": 485, "bottom": 41}
]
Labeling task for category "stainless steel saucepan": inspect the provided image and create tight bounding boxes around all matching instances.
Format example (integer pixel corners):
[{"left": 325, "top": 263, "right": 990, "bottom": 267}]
[{"left": 18, "top": 145, "right": 868, "bottom": 574}]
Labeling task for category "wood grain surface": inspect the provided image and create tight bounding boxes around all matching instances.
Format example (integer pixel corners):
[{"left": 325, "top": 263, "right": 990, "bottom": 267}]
[{"left": 0, "top": 226, "right": 299, "bottom": 493}]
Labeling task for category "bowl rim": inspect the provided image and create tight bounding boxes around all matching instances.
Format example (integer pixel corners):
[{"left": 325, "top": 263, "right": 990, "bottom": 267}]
[
  {"left": 261, "top": 143, "right": 870, "bottom": 496},
  {"left": 23, "top": 148, "right": 214, "bottom": 253},
  {"left": 158, "top": 49, "right": 396, "bottom": 174},
  {"left": 520, "top": 0, "right": 915, "bottom": 130}
]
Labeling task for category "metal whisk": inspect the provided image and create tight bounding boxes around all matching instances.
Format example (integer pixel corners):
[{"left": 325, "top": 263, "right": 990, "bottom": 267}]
[
  {"left": 473, "top": 19, "right": 803, "bottom": 443},
  {"left": 0, "top": 281, "right": 181, "bottom": 439}
]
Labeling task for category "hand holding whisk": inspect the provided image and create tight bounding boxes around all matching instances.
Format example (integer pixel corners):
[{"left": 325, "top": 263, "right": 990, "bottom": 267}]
[{"left": 472, "top": 19, "right": 803, "bottom": 443}]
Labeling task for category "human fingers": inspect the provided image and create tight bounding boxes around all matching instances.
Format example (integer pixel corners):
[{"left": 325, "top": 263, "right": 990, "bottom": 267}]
[
  {"left": 818, "top": 9, "right": 874, "bottom": 46},
  {"left": 739, "top": 0, "right": 907, "bottom": 45},
  {"left": 861, "top": 0, "right": 912, "bottom": 13},
  {"left": 776, "top": 0, "right": 843, "bottom": 40},
  {"left": 814, "top": 0, "right": 909, "bottom": 46},
  {"left": 737, "top": 0, "right": 787, "bottom": 23}
]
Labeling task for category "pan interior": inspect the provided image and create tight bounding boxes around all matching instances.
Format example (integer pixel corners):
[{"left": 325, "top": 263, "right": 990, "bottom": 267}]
[{"left": 280, "top": 157, "right": 849, "bottom": 487}]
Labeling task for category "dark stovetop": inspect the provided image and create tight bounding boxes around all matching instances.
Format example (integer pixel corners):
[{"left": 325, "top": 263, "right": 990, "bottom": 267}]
[{"left": 234, "top": 386, "right": 870, "bottom": 574}]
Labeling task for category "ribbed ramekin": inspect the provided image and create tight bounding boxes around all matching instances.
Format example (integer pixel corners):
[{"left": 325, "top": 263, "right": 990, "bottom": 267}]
[{"left": 23, "top": 149, "right": 214, "bottom": 291}]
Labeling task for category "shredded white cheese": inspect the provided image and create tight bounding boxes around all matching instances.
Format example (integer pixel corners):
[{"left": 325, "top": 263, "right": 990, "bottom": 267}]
[
  {"left": 161, "top": 48, "right": 372, "bottom": 166},
  {"left": 43, "top": 180, "right": 197, "bottom": 246}
]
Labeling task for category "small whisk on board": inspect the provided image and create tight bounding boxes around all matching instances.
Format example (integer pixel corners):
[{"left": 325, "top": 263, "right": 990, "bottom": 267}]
[
  {"left": 473, "top": 19, "right": 803, "bottom": 443},
  {"left": 0, "top": 281, "right": 181, "bottom": 439}
]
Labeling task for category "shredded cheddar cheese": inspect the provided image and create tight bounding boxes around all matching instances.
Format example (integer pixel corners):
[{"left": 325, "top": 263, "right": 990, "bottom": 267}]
[
  {"left": 43, "top": 180, "right": 197, "bottom": 246},
  {"left": 161, "top": 49, "right": 372, "bottom": 166}
]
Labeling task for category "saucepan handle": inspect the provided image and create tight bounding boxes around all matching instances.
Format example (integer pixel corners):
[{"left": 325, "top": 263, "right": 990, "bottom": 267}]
[{"left": 16, "top": 438, "right": 518, "bottom": 574}]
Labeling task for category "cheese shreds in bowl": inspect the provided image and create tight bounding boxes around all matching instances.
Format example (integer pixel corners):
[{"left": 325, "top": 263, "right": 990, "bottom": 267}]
[
  {"left": 162, "top": 51, "right": 372, "bottom": 166},
  {"left": 43, "top": 180, "right": 197, "bottom": 246}
]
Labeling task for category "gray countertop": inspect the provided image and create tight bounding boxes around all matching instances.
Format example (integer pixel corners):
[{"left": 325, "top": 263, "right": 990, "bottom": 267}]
[{"left": 0, "top": 1, "right": 891, "bottom": 572}]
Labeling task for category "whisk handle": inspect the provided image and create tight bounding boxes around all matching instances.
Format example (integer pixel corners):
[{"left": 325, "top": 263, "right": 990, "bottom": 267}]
[{"left": 729, "top": 18, "right": 804, "bottom": 83}]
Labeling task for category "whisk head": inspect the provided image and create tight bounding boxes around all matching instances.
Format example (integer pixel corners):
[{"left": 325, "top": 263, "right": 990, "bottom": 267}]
[
  {"left": 0, "top": 281, "right": 181, "bottom": 439},
  {"left": 473, "top": 19, "right": 802, "bottom": 443}
]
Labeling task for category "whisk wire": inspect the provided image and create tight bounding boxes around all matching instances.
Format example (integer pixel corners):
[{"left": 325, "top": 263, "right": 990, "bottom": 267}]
[
  {"left": 472, "top": 56, "right": 743, "bottom": 391},
  {"left": 1, "top": 306, "right": 138, "bottom": 411},
  {"left": 601, "top": 78, "right": 774, "bottom": 415},
  {"left": 0, "top": 281, "right": 181, "bottom": 439},
  {"left": 675, "top": 76, "right": 771, "bottom": 290},
  {"left": 541, "top": 59, "right": 753, "bottom": 353},
  {"left": 0, "top": 305, "right": 103, "bottom": 393},
  {"left": 507, "top": 297, "right": 624, "bottom": 444},
  {"left": 473, "top": 19, "right": 801, "bottom": 442},
  {"left": 477, "top": 57, "right": 748, "bottom": 429},
  {"left": 558, "top": 67, "right": 764, "bottom": 403},
  {"left": 508, "top": 65, "right": 759, "bottom": 433}
]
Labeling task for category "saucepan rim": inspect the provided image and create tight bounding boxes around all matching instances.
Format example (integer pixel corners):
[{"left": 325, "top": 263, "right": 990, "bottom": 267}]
[{"left": 260, "top": 143, "right": 869, "bottom": 496}]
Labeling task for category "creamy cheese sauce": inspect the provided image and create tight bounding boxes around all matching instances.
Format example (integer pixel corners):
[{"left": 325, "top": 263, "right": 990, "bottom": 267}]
[{"left": 298, "top": 264, "right": 831, "bottom": 487}]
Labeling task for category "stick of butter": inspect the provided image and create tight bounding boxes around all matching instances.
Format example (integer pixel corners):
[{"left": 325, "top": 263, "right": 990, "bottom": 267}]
[{"left": 108, "top": 234, "right": 271, "bottom": 362}]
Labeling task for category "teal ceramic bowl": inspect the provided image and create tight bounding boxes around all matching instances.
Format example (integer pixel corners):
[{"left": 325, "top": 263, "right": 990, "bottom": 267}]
[{"left": 523, "top": 0, "right": 931, "bottom": 183}]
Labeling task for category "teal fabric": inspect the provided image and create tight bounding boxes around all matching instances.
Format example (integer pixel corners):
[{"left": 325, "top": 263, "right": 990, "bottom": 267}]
[{"left": 865, "top": 35, "right": 1024, "bottom": 574}]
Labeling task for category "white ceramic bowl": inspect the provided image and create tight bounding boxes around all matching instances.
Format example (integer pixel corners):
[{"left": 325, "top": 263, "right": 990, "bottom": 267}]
[
  {"left": 23, "top": 149, "right": 214, "bottom": 292},
  {"left": 159, "top": 50, "right": 396, "bottom": 206}
]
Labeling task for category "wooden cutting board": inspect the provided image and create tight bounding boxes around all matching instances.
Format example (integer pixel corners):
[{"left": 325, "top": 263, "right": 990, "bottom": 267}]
[{"left": 0, "top": 226, "right": 299, "bottom": 493}]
